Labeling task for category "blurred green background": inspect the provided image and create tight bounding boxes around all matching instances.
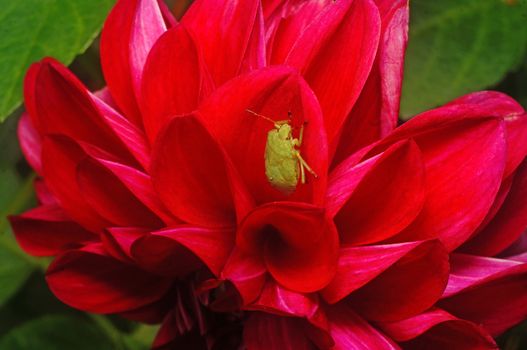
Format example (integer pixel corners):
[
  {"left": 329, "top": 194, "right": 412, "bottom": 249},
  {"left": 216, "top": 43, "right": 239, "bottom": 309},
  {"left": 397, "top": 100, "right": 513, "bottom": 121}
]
[{"left": 0, "top": 0, "right": 526, "bottom": 348}]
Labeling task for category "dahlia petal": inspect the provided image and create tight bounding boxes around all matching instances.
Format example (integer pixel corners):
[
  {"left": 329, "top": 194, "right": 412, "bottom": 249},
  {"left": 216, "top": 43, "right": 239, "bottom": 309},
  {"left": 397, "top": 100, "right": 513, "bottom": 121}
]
[
  {"left": 46, "top": 243, "right": 172, "bottom": 313},
  {"left": 9, "top": 205, "right": 95, "bottom": 257},
  {"left": 285, "top": 0, "right": 381, "bottom": 147},
  {"left": 329, "top": 140, "right": 425, "bottom": 245},
  {"left": 101, "top": 0, "right": 166, "bottom": 125},
  {"left": 322, "top": 240, "right": 441, "bottom": 304},
  {"left": 267, "top": 0, "right": 331, "bottom": 65},
  {"left": 101, "top": 227, "right": 146, "bottom": 262},
  {"left": 240, "top": 2, "right": 266, "bottom": 74},
  {"left": 334, "top": 0, "right": 408, "bottom": 161},
  {"left": 374, "top": 107, "right": 507, "bottom": 250},
  {"left": 77, "top": 158, "right": 162, "bottom": 228},
  {"left": 132, "top": 226, "right": 235, "bottom": 276},
  {"left": 140, "top": 24, "right": 214, "bottom": 143},
  {"left": 378, "top": 308, "right": 497, "bottom": 350},
  {"left": 90, "top": 158, "right": 175, "bottom": 224},
  {"left": 325, "top": 304, "right": 400, "bottom": 350},
  {"left": 237, "top": 202, "right": 338, "bottom": 293},
  {"left": 445, "top": 91, "right": 527, "bottom": 177},
  {"left": 439, "top": 254, "right": 527, "bottom": 336},
  {"left": 244, "top": 312, "right": 317, "bottom": 350},
  {"left": 221, "top": 248, "right": 267, "bottom": 305},
  {"left": 92, "top": 94, "right": 151, "bottom": 169},
  {"left": 332, "top": 240, "right": 448, "bottom": 322},
  {"left": 199, "top": 67, "right": 328, "bottom": 205},
  {"left": 249, "top": 279, "right": 319, "bottom": 318},
  {"left": 459, "top": 159, "right": 527, "bottom": 256},
  {"left": 26, "top": 59, "right": 139, "bottom": 166},
  {"left": 151, "top": 114, "right": 253, "bottom": 227},
  {"left": 182, "top": 0, "right": 261, "bottom": 85},
  {"left": 42, "top": 136, "right": 110, "bottom": 232},
  {"left": 34, "top": 179, "right": 58, "bottom": 205},
  {"left": 18, "top": 113, "right": 42, "bottom": 174}
]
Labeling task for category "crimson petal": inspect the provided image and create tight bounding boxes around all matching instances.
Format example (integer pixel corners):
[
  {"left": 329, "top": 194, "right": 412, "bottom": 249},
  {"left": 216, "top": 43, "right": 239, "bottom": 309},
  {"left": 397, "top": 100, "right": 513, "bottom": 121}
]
[
  {"left": 346, "top": 240, "right": 449, "bottom": 322},
  {"left": 46, "top": 243, "right": 172, "bottom": 314},
  {"left": 18, "top": 113, "right": 42, "bottom": 174},
  {"left": 199, "top": 67, "right": 328, "bottom": 205},
  {"left": 9, "top": 205, "right": 95, "bottom": 257},
  {"left": 334, "top": 0, "right": 408, "bottom": 161},
  {"left": 378, "top": 308, "right": 497, "bottom": 350},
  {"left": 439, "top": 254, "right": 527, "bottom": 336},
  {"left": 329, "top": 140, "right": 425, "bottom": 245},
  {"left": 132, "top": 226, "right": 234, "bottom": 277},
  {"left": 101, "top": 0, "right": 166, "bottom": 126},
  {"left": 141, "top": 24, "right": 214, "bottom": 143},
  {"left": 237, "top": 202, "right": 338, "bottom": 293},
  {"left": 151, "top": 115, "right": 253, "bottom": 227},
  {"left": 325, "top": 304, "right": 400, "bottom": 350},
  {"left": 322, "top": 240, "right": 445, "bottom": 305},
  {"left": 373, "top": 104, "right": 507, "bottom": 250},
  {"left": 77, "top": 158, "right": 162, "bottom": 228},
  {"left": 285, "top": 0, "right": 381, "bottom": 148},
  {"left": 460, "top": 159, "right": 527, "bottom": 256},
  {"left": 182, "top": 0, "right": 262, "bottom": 85},
  {"left": 221, "top": 248, "right": 267, "bottom": 305},
  {"left": 25, "top": 59, "right": 138, "bottom": 166},
  {"left": 42, "top": 136, "right": 110, "bottom": 232}
]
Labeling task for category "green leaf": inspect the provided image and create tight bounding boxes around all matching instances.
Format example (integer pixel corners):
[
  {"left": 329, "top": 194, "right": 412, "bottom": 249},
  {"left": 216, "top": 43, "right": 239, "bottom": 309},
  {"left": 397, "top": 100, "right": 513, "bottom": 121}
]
[
  {"left": 0, "top": 234, "right": 34, "bottom": 306},
  {"left": 0, "top": 315, "right": 116, "bottom": 349},
  {"left": 401, "top": 0, "right": 527, "bottom": 118},
  {"left": 0, "top": 0, "right": 115, "bottom": 122}
]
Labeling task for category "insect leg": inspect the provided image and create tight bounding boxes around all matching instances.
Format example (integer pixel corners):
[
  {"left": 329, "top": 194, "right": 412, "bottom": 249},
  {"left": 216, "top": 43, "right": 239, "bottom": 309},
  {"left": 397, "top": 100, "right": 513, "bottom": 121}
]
[
  {"left": 295, "top": 152, "right": 318, "bottom": 178},
  {"left": 299, "top": 158, "right": 306, "bottom": 184}
]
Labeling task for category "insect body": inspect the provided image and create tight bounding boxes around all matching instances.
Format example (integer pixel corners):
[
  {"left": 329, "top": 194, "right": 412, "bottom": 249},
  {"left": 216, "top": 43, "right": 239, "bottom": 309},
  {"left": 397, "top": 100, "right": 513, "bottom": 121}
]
[{"left": 247, "top": 109, "right": 317, "bottom": 194}]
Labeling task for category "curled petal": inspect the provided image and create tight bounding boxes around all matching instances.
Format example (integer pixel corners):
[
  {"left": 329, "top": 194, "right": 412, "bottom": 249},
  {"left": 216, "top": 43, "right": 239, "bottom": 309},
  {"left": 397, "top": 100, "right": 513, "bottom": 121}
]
[
  {"left": 151, "top": 114, "right": 253, "bottom": 227},
  {"left": 346, "top": 240, "right": 449, "bottom": 322},
  {"left": 90, "top": 158, "right": 175, "bottom": 224},
  {"left": 46, "top": 243, "right": 172, "bottom": 313},
  {"left": 285, "top": 0, "right": 381, "bottom": 147},
  {"left": 347, "top": 241, "right": 449, "bottom": 321},
  {"left": 132, "top": 226, "right": 235, "bottom": 277},
  {"left": 325, "top": 304, "right": 400, "bottom": 350},
  {"left": 439, "top": 254, "right": 527, "bottom": 336},
  {"left": 460, "top": 159, "right": 527, "bottom": 256},
  {"left": 322, "top": 240, "right": 446, "bottom": 305},
  {"left": 221, "top": 248, "right": 267, "bottom": 306},
  {"left": 9, "top": 205, "right": 95, "bottom": 257},
  {"left": 329, "top": 140, "right": 425, "bottom": 245},
  {"left": 42, "top": 136, "right": 110, "bottom": 232},
  {"left": 182, "top": 0, "right": 262, "bottom": 85},
  {"left": 199, "top": 67, "right": 328, "bottom": 205},
  {"left": 141, "top": 24, "right": 214, "bottom": 143},
  {"left": 101, "top": 0, "right": 167, "bottom": 125},
  {"left": 18, "top": 113, "right": 42, "bottom": 174},
  {"left": 77, "top": 158, "right": 162, "bottom": 228},
  {"left": 237, "top": 202, "right": 338, "bottom": 293},
  {"left": 334, "top": 0, "right": 409, "bottom": 161},
  {"left": 25, "top": 58, "right": 139, "bottom": 166},
  {"left": 372, "top": 105, "right": 507, "bottom": 250},
  {"left": 378, "top": 308, "right": 497, "bottom": 350}
]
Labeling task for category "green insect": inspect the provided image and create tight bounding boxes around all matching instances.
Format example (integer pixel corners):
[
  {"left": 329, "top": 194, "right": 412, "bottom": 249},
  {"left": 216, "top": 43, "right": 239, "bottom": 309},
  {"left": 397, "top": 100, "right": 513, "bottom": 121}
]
[{"left": 246, "top": 109, "right": 318, "bottom": 194}]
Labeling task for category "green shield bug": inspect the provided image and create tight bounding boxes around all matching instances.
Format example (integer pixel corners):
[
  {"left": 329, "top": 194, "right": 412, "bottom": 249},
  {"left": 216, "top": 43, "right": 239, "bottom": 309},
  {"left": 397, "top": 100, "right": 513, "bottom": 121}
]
[{"left": 246, "top": 109, "right": 318, "bottom": 194}]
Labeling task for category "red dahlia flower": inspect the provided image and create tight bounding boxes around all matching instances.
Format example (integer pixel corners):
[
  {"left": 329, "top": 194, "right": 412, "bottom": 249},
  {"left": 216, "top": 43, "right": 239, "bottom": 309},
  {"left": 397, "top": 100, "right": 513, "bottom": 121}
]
[{"left": 10, "top": 0, "right": 527, "bottom": 349}]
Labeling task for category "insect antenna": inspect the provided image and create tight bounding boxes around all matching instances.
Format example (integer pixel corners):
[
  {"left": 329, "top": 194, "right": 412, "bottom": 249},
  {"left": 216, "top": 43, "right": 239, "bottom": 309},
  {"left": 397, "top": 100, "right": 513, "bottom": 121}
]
[{"left": 246, "top": 109, "right": 277, "bottom": 124}]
